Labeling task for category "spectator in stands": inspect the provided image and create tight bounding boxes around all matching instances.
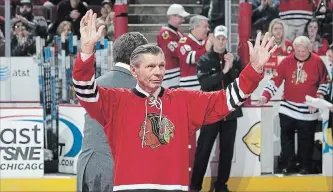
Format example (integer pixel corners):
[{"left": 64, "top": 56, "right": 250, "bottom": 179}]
[
  {"left": 279, "top": 0, "right": 314, "bottom": 41},
  {"left": 257, "top": 36, "right": 329, "bottom": 175},
  {"left": 99, "top": 0, "right": 112, "bottom": 20},
  {"left": 11, "top": 21, "right": 36, "bottom": 56},
  {"left": 57, "top": 21, "right": 72, "bottom": 40},
  {"left": 98, "top": 0, "right": 114, "bottom": 40},
  {"left": 207, "top": 0, "right": 225, "bottom": 31},
  {"left": 176, "top": 15, "right": 212, "bottom": 90},
  {"left": 43, "top": 0, "right": 89, "bottom": 8},
  {"left": 157, "top": 4, "right": 189, "bottom": 88},
  {"left": 96, "top": 18, "right": 113, "bottom": 40},
  {"left": 251, "top": 0, "right": 280, "bottom": 9},
  {"left": 49, "top": 0, "right": 87, "bottom": 38},
  {"left": 314, "top": 0, "right": 333, "bottom": 44},
  {"left": 252, "top": 0, "right": 279, "bottom": 36},
  {"left": 304, "top": 18, "right": 329, "bottom": 55},
  {"left": 268, "top": 18, "right": 293, "bottom": 56},
  {"left": 11, "top": 0, "right": 48, "bottom": 37},
  {"left": 191, "top": 25, "right": 243, "bottom": 192}
]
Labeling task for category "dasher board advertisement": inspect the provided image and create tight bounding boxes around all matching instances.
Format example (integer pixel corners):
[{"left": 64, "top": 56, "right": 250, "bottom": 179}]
[
  {"left": 0, "top": 108, "right": 44, "bottom": 178},
  {"left": 0, "top": 57, "right": 40, "bottom": 102}
]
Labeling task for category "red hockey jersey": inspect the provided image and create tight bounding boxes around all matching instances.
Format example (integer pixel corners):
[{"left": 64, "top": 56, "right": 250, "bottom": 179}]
[
  {"left": 279, "top": 0, "right": 313, "bottom": 24},
  {"left": 157, "top": 24, "right": 184, "bottom": 88},
  {"left": 315, "top": 38, "right": 329, "bottom": 56},
  {"left": 273, "top": 40, "right": 293, "bottom": 56},
  {"left": 262, "top": 53, "right": 329, "bottom": 121},
  {"left": 72, "top": 53, "right": 263, "bottom": 191},
  {"left": 176, "top": 33, "right": 207, "bottom": 90}
]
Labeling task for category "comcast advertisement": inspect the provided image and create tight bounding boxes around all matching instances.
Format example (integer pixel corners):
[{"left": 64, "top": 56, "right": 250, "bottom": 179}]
[
  {"left": 0, "top": 106, "right": 85, "bottom": 178},
  {"left": 0, "top": 112, "right": 44, "bottom": 178}
]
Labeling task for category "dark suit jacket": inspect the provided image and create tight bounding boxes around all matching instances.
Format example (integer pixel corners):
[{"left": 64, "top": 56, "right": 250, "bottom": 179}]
[
  {"left": 197, "top": 50, "right": 243, "bottom": 120},
  {"left": 77, "top": 65, "right": 136, "bottom": 192}
]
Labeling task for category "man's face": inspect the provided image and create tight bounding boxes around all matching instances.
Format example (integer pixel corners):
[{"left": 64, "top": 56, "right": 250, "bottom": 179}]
[
  {"left": 294, "top": 45, "right": 311, "bottom": 61},
  {"left": 131, "top": 53, "right": 166, "bottom": 93},
  {"left": 170, "top": 15, "right": 185, "bottom": 28},
  {"left": 193, "top": 20, "right": 209, "bottom": 40},
  {"left": 19, "top": 4, "right": 32, "bottom": 17},
  {"left": 213, "top": 35, "right": 227, "bottom": 51},
  {"left": 327, "top": 49, "right": 333, "bottom": 63}
]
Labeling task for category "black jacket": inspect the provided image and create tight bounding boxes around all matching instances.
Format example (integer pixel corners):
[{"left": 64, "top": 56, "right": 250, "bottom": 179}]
[{"left": 196, "top": 50, "right": 243, "bottom": 120}]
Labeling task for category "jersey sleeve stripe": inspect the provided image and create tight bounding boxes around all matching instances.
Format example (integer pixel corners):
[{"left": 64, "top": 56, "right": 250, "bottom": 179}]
[
  {"left": 225, "top": 78, "right": 249, "bottom": 111},
  {"left": 186, "top": 51, "right": 193, "bottom": 64},
  {"left": 263, "top": 80, "right": 277, "bottom": 97},
  {"left": 318, "top": 84, "right": 329, "bottom": 95},
  {"left": 73, "top": 80, "right": 97, "bottom": 94},
  {"left": 190, "top": 51, "right": 196, "bottom": 64},
  {"left": 73, "top": 74, "right": 99, "bottom": 102},
  {"left": 72, "top": 74, "right": 95, "bottom": 86},
  {"left": 76, "top": 92, "right": 100, "bottom": 102}
]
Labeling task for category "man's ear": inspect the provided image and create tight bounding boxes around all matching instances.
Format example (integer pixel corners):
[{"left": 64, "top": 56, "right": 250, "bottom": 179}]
[{"left": 130, "top": 64, "right": 137, "bottom": 78}]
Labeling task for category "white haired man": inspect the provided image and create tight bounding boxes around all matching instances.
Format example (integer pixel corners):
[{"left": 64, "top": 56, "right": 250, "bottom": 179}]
[
  {"left": 73, "top": 10, "right": 277, "bottom": 192},
  {"left": 157, "top": 4, "right": 189, "bottom": 88},
  {"left": 257, "top": 36, "right": 329, "bottom": 175},
  {"left": 176, "top": 15, "right": 212, "bottom": 90}
]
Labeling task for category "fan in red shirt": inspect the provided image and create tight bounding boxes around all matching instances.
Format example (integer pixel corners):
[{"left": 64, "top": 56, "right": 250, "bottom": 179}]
[
  {"left": 264, "top": 18, "right": 293, "bottom": 76},
  {"left": 157, "top": 4, "right": 188, "bottom": 88},
  {"left": 176, "top": 15, "right": 213, "bottom": 90},
  {"left": 268, "top": 18, "right": 293, "bottom": 56},
  {"left": 257, "top": 35, "right": 329, "bottom": 175},
  {"left": 304, "top": 18, "right": 329, "bottom": 56},
  {"left": 73, "top": 10, "right": 277, "bottom": 192}
]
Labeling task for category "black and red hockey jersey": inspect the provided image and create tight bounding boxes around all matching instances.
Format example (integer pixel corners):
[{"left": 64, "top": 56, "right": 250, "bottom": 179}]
[
  {"left": 157, "top": 24, "right": 184, "bottom": 88},
  {"left": 72, "top": 53, "right": 263, "bottom": 191},
  {"left": 279, "top": 0, "right": 314, "bottom": 24},
  {"left": 262, "top": 53, "right": 329, "bottom": 121},
  {"left": 176, "top": 33, "right": 207, "bottom": 90},
  {"left": 273, "top": 40, "right": 294, "bottom": 56}
]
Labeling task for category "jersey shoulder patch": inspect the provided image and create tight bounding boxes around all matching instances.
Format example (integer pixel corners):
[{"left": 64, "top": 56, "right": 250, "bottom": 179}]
[
  {"left": 179, "top": 37, "right": 187, "bottom": 44},
  {"left": 162, "top": 31, "right": 169, "bottom": 40}
]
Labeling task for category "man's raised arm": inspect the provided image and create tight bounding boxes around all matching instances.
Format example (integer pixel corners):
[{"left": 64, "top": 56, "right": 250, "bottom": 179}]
[
  {"left": 186, "top": 32, "right": 278, "bottom": 131},
  {"left": 72, "top": 10, "right": 118, "bottom": 127}
]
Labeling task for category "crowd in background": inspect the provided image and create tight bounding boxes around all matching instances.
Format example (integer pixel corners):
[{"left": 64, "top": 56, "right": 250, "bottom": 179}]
[
  {"left": 251, "top": 0, "right": 332, "bottom": 56},
  {"left": 0, "top": 0, "right": 115, "bottom": 56},
  {"left": 0, "top": 1, "right": 333, "bottom": 192}
]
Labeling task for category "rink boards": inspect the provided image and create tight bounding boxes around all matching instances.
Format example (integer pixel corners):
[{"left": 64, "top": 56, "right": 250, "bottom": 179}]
[{"left": 1, "top": 175, "right": 332, "bottom": 191}]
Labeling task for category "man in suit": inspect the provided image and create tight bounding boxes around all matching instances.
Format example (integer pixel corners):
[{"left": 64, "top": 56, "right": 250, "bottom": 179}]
[{"left": 76, "top": 32, "right": 148, "bottom": 192}]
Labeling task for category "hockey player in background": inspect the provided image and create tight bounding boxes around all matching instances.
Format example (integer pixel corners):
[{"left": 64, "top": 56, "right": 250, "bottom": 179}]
[
  {"left": 257, "top": 36, "right": 329, "bottom": 175},
  {"left": 73, "top": 10, "right": 277, "bottom": 192},
  {"left": 157, "top": 4, "right": 189, "bottom": 88},
  {"left": 176, "top": 15, "right": 213, "bottom": 90}
]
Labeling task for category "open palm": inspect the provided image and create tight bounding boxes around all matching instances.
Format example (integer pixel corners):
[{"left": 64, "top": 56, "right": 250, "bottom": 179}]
[
  {"left": 247, "top": 32, "right": 278, "bottom": 73},
  {"left": 80, "top": 10, "right": 105, "bottom": 54}
]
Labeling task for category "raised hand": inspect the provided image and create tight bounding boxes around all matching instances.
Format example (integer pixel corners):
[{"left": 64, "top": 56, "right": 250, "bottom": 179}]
[
  {"left": 247, "top": 32, "right": 278, "bottom": 74},
  {"left": 80, "top": 10, "right": 105, "bottom": 54}
]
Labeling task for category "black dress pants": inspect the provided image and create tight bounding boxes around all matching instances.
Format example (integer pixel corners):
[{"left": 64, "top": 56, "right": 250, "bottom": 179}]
[
  {"left": 190, "top": 119, "right": 237, "bottom": 191},
  {"left": 279, "top": 113, "right": 317, "bottom": 171}
]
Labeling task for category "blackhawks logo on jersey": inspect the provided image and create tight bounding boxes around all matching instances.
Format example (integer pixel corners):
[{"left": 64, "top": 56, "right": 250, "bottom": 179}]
[
  {"left": 138, "top": 113, "right": 175, "bottom": 149},
  {"left": 162, "top": 31, "right": 169, "bottom": 40}
]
